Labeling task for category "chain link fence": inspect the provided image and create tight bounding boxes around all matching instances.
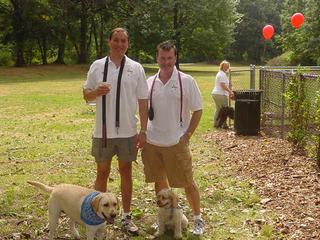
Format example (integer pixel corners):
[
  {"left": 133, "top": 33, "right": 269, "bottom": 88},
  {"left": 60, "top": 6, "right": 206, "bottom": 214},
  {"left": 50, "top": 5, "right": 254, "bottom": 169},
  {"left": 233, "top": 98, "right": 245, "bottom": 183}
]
[{"left": 259, "top": 66, "right": 320, "bottom": 138}]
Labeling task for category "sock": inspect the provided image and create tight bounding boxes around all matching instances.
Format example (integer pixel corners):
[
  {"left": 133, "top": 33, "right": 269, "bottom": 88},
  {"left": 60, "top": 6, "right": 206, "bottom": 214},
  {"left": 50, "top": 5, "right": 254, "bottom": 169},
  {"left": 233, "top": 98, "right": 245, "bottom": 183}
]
[
  {"left": 193, "top": 214, "right": 202, "bottom": 221},
  {"left": 122, "top": 212, "right": 130, "bottom": 220}
]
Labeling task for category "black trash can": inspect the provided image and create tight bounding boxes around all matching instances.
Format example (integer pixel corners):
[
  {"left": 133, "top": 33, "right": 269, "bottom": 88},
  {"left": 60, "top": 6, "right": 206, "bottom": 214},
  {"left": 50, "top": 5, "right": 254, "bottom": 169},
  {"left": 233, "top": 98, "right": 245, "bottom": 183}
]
[{"left": 233, "top": 90, "right": 263, "bottom": 135}]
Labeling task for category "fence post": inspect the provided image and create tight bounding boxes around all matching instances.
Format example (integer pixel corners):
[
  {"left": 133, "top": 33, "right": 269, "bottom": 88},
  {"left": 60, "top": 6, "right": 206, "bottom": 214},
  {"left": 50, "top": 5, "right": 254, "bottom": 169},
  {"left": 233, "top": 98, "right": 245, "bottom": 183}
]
[
  {"left": 281, "top": 73, "right": 286, "bottom": 139},
  {"left": 259, "top": 66, "right": 265, "bottom": 113},
  {"left": 250, "top": 64, "right": 255, "bottom": 89}
]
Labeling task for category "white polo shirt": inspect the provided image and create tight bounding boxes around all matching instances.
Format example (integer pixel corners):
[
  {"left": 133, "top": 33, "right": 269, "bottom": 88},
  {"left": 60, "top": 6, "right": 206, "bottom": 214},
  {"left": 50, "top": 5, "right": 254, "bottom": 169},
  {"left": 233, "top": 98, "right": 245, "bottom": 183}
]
[
  {"left": 211, "top": 70, "right": 230, "bottom": 96},
  {"left": 146, "top": 67, "right": 202, "bottom": 147},
  {"left": 84, "top": 56, "right": 148, "bottom": 138}
]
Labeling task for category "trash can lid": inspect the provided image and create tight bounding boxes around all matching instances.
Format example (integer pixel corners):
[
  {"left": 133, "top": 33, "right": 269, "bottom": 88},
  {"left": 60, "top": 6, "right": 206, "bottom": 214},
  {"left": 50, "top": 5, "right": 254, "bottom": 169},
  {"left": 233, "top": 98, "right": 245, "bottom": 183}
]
[
  {"left": 233, "top": 89, "right": 263, "bottom": 93},
  {"left": 233, "top": 89, "right": 263, "bottom": 100}
]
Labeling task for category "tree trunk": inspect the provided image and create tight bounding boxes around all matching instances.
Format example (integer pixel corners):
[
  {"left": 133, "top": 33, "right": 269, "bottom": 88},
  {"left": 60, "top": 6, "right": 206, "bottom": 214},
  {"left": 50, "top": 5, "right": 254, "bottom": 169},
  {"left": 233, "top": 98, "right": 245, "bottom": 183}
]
[
  {"left": 99, "top": 17, "right": 104, "bottom": 58},
  {"left": 54, "top": 32, "right": 66, "bottom": 64},
  {"left": 173, "top": 0, "right": 180, "bottom": 70},
  {"left": 42, "top": 37, "right": 48, "bottom": 65},
  {"left": 15, "top": 41, "right": 25, "bottom": 67},
  {"left": 92, "top": 18, "right": 100, "bottom": 59},
  {"left": 78, "top": 1, "right": 88, "bottom": 63},
  {"left": 11, "top": 0, "right": 25, "bottom": 67}
]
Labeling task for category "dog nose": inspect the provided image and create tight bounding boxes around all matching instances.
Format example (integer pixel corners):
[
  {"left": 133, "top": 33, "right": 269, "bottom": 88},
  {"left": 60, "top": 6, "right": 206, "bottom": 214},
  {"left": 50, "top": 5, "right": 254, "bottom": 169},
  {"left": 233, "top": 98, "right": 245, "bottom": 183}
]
[
  {"left": 111, "top": 213, "right": 116, "bottom": 218},
  {"left": 157, "top": 200, "right": 161, "bottom": 206}
]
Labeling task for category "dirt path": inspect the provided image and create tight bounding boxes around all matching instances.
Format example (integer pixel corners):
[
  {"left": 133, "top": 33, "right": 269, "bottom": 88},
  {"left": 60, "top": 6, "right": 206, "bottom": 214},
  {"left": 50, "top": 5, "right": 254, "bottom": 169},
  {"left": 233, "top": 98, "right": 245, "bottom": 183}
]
[{"left": 206, "top": 130, "right": 320, "bottom": 240}]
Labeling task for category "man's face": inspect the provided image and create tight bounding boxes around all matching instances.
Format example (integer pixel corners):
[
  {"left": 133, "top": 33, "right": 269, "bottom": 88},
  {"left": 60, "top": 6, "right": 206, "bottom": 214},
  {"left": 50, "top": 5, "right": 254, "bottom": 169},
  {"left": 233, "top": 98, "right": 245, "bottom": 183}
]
[
  {"left": 157, "top": 48, "right": 176, "bottom": 71},
  {"left": 108, "top": 31, "right": 129, "bottom": 56}
]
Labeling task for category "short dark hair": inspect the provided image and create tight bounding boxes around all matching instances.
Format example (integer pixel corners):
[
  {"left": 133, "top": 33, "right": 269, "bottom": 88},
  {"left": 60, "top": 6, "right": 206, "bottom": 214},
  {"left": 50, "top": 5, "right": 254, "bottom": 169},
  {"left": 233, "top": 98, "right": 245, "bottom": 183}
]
[
  {"left": 109, "top": 27, "right": 129, "bottom": 41},
  {"left": 156, "top": 40, "right": 177, "bottom": 56}
]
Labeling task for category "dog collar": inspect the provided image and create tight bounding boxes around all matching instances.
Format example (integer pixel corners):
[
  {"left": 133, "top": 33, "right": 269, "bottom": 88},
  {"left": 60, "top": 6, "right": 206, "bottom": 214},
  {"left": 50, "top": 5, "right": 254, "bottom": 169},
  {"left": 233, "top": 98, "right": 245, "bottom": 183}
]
[{"left": 81, "top": 192, "right": 105, "bottom": 225}]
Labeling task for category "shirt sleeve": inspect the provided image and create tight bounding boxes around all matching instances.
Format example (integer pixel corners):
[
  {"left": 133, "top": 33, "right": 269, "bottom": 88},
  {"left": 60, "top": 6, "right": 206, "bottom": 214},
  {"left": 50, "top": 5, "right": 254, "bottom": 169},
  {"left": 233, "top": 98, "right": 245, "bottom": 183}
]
[
  {"left": 136, "top": 64, "right": 149, "bottom": 99},
  {"left": 217, "top": 72, "right": 228, "bottom": 84},
  {"left": 83, "top": 62, "right": 99, "bottom": 90},
  {"left": 188, "top": 77, "right": 203, "bottom": 111}
]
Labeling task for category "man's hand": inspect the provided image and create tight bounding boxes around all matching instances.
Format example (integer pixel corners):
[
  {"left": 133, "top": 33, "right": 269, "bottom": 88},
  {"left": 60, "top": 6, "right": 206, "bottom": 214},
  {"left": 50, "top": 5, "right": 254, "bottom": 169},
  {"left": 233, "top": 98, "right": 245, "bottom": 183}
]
[
  {"left": 96, "top": 82, "right": 111, "bottom": 97},
  {"left": 229, "top": 92, "right": 235, "bottom": 100},
  {"left": 180, "top": 132, "right": 191, "bottom": 144},
  {"left": 136, "top": 131, "right": 146, "bottom": 149}
]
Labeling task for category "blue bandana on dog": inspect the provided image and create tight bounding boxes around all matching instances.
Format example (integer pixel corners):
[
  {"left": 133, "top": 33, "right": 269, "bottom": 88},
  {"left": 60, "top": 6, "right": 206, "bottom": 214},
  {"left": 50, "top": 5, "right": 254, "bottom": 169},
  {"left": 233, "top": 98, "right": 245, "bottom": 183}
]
[{"left": 80, "top": 192, "right": 105, "bottom": 225}]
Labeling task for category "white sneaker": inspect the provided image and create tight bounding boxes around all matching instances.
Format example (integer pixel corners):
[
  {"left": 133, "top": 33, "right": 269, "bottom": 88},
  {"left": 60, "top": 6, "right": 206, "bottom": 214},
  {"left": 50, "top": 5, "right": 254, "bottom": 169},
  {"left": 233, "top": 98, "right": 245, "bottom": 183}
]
[
  {"left": 193, "top": 218, "right": 205, "bottom": 236},
  {"left": 151, "top": 221, "right": 159, "bottom": 232},
  {"left": 121, "top": 214, "right": 139, "bottom": 235}
]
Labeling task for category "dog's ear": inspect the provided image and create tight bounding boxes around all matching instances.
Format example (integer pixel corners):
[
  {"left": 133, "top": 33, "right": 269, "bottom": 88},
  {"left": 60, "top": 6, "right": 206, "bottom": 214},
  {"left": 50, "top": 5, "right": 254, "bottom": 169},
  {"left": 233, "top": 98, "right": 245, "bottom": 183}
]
[
  {"left": 92, "top": 194, "right": 103, "bottom": 213},
  {"left": 170, "top": 190, "right": 179, "bottom": 208}
]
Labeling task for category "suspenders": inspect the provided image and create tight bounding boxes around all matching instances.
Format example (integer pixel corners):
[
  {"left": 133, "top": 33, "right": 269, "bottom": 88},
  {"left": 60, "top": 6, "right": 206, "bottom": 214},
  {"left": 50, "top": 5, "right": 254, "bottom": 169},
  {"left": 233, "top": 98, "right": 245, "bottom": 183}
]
[
  {"left": 101, "top": 56, "right": 126, "bottom": 148},
  {"left": 149, "top": 71, "right": 183, "bottom": 126}
]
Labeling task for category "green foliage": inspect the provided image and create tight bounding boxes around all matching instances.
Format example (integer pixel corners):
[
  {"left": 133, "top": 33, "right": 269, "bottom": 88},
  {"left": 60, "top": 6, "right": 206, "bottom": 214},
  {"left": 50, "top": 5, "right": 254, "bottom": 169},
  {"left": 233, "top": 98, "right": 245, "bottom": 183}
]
[
  {"left": 0, "top": 44, "right": 13, "bottom": 66},
  {"left": 279, "top": 0, "right": 320, "bottom": 65},
  {"left": 231, "top": 0, "right": 283, "bottom": 63},
  {"left": 266, "top": 51, "right": 293, "bottom": 66},
  {"left": 284, "top": 69, "right": 310, "bottom": 150}
]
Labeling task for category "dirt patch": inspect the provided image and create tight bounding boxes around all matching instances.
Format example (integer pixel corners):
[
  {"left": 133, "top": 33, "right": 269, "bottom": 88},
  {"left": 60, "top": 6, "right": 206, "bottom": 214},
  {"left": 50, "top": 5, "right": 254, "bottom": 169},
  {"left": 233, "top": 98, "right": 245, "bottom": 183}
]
[{"left": 206, "top": 130, "right": 320, "bottom": 240}]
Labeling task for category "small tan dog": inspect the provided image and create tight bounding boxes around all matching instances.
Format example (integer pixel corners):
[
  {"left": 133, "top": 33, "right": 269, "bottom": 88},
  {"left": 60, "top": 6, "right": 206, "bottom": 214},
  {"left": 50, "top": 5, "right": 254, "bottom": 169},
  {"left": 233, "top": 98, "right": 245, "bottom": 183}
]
[
  {"left": 156, "top": 188, "right": 188, "bottom": 239},
  {"left": 28, "top": 181, "right": 119, "bottom": 240}
]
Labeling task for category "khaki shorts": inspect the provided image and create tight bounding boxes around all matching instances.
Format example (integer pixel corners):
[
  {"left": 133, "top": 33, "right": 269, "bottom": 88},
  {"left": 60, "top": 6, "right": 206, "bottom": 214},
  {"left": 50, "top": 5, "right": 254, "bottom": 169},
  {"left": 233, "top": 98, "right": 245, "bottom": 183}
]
[
  {"left": 91, "top": 136, "right": 137, "bottom": 162},
  {"left": 141, "top": 140, "right": 193, "bottom": 188}
]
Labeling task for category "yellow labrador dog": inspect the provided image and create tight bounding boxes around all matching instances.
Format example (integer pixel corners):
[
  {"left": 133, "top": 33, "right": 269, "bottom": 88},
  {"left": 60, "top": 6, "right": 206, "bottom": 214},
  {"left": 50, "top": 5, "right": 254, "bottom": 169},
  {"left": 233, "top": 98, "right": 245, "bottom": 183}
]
[
  {"left": 28, "top": 181, "right": 119, "bottom": 240},
  {"left": 156, "top": 188, "right": 188, "bottom": 239}
]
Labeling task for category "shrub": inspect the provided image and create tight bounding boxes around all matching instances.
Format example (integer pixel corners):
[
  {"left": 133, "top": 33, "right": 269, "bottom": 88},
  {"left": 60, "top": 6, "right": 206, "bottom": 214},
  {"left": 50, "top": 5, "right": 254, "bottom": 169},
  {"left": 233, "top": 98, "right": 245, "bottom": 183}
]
[
  {"left": 266, "top": 51, "right": 293, "bottom": 66},
  {"left": 284, "top": 69, "right": 310, "bottom": 151},
  {"left": 0, "top": 45, "right": 13, "bottom": 66}
]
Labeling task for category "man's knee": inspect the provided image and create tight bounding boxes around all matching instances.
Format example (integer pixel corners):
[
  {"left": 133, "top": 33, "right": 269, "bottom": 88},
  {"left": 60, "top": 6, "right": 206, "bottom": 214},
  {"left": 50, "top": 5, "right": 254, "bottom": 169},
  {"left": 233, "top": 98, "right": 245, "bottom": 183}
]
[
  {"left": 118, "top": 161, "right": 132, "bottom": 176},
  {"left": 96, "top": 162, "right": 111, "bottom": 178},
  {"left": 184, "top": 180, "right": 199, "bottom": 193}
]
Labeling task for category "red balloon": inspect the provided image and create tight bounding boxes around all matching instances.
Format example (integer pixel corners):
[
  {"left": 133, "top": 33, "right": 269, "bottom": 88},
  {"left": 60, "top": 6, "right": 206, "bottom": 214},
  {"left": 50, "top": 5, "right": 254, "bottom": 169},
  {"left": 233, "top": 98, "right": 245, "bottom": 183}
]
[
  {"left": 262, "top": 25, "right": 274, "bottom": 40},
  {"left": 291, "top": 13, "right": 304, "bottom": 29}
]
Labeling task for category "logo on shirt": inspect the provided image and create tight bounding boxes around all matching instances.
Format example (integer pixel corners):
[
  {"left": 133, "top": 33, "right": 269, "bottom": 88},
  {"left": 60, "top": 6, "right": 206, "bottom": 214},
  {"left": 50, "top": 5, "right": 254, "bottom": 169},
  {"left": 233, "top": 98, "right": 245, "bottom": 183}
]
[{"left": 171, "top": 84, "right": 178, "bottom": 89}]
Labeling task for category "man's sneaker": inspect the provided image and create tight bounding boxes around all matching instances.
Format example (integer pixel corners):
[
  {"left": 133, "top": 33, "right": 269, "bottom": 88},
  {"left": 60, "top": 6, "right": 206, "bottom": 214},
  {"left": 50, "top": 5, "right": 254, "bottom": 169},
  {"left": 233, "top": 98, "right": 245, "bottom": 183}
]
[
  {"left": 121, "top": 214, "right": 139, "bottom": 235},
  {"left": 193, "top": 218, "right": 205, "bottom": 236},
  {"left": 151, "top": 221, "right": 159, "bottom": 232}
]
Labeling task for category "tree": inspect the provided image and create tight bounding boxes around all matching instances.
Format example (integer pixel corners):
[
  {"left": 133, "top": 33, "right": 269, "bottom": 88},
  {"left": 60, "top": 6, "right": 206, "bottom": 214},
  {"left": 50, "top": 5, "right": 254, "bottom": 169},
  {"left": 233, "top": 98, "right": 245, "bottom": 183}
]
[
  {"left": 279, "top": 0, "right": 306, "bottom": 64},
  {"left": 231, "top": 0, "right": 283, "bottom": 63}
]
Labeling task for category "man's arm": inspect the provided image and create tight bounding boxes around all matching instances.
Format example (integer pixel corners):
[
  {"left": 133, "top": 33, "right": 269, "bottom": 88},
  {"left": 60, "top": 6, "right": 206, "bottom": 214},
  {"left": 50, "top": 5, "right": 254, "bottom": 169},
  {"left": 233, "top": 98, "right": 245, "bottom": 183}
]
[
  {"left": 83, "top": 84, "right": 111, "bottom": 102},
  {"left": 182, "top": 109, "right": 202, "bottom": 141},
  {"left": 137, "top": 99, "right": 148, "bottom": 148}
]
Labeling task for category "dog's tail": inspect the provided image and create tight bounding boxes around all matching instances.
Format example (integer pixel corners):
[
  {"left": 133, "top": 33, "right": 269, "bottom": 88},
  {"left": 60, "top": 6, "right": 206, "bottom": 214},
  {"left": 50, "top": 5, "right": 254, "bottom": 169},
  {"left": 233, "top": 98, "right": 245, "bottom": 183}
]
[{"left": 27, "top": 181, "right": 53, "bottom": 193}]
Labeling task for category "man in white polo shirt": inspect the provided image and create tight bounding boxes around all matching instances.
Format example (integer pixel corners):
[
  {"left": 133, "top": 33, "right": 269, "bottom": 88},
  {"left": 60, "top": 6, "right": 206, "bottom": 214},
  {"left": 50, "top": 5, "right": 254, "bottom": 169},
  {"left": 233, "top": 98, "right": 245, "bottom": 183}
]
[
  {"left": 83, "top": 28, "right": 148, "bottom": 235},
  {"left": 142, "top": 41, "right": 204, "bottom": 236}
]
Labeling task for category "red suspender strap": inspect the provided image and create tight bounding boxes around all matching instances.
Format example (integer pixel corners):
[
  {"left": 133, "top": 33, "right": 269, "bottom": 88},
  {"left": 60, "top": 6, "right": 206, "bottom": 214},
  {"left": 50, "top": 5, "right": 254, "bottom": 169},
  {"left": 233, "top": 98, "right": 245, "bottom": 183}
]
[{"left": 149, "top": 71, "right": 183, "bottom": 125}]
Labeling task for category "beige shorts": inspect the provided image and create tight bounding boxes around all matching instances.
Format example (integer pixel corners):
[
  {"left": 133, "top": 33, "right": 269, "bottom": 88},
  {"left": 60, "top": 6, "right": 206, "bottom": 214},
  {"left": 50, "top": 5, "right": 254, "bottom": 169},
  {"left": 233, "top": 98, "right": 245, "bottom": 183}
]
[
  {"left": 91, "top": 136, "right": 137, "bottom": 162},
  {"left": 141, "top": 140, "right": 193, "bottom": 188}
]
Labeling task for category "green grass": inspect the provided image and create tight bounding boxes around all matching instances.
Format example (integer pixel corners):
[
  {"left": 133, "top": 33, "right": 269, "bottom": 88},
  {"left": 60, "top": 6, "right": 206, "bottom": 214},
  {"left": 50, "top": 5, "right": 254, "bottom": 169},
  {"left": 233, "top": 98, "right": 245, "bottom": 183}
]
[{"left": 0, "top": 64, "right": 281, "bottom": 239}]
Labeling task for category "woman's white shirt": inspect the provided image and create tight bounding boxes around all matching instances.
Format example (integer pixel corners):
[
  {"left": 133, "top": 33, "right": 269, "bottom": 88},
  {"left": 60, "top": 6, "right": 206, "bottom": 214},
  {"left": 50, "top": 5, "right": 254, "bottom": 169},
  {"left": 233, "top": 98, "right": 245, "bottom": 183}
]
[{"left": 211, "top": 70, "right": 230, "bottom": 96}]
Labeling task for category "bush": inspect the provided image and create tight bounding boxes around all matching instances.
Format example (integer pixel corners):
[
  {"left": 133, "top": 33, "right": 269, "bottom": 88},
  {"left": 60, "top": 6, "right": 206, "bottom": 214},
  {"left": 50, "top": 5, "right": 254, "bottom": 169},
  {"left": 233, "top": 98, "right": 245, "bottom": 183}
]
[
  {"left": 137, "top": 51, "right": 154, "bottom": 63},
  {"left": 0, "top": 46, "right": 13, "bottom": 66},
  {"left": 266, "top": 51, "right": 293, "bottom": 66}
]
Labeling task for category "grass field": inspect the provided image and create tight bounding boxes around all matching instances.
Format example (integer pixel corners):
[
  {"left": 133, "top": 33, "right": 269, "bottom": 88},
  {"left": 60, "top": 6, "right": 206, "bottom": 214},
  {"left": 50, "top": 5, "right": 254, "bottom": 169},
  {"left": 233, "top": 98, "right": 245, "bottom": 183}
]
[{"left": 0, "top": 64, "right": 279, "bottom": 239}]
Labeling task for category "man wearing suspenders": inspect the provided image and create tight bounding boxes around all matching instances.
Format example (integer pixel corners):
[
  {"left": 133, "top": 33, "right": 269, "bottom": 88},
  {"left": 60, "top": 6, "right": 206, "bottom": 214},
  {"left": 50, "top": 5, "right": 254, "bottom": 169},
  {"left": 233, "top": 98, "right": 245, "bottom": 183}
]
[
  {"left": 83, "top": 28, "right": 148, "bottom": 235},
  {"left": 142, "top": 41, "right": 205, "bottom": 236}
]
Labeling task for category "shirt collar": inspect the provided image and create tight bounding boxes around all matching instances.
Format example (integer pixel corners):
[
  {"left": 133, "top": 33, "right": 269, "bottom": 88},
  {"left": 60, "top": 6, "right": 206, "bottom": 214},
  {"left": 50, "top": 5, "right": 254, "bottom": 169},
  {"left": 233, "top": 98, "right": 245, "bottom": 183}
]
[{"left": 156, "top": 66, "right": 178, "bottom": 83}]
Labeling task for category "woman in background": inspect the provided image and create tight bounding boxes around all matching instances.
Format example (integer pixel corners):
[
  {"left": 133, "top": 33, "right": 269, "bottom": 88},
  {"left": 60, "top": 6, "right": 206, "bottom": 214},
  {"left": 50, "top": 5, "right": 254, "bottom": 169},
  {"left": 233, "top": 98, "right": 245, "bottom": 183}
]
[{"left": 211, "top": 60, "right": 234, "bottom": 128}]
